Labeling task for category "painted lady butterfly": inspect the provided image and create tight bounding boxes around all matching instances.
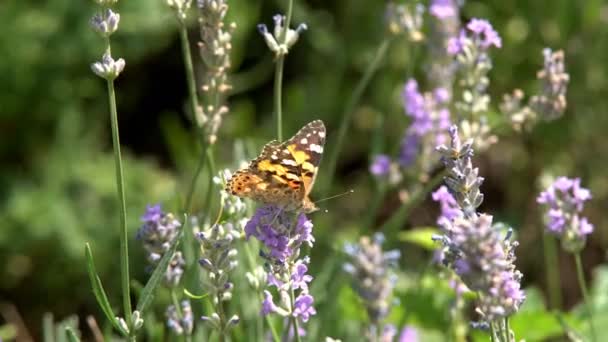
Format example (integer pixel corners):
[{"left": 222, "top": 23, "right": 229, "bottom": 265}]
[{"left": 226, "top": 120, "right": 326, "bottom": 213}]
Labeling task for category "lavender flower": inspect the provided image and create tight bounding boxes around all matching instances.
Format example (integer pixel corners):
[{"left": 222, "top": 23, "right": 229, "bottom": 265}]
[
  {"left": 450, "top": 18, "right": 501, "bottom": 151},
  {"left": 245, "top": 206, "right": 314, "bottom": 264},
  {"left": 537, "top": 177, "right": 593, "bottom": 253},
  {"left": 258, "top": 14, "right": 308, "bottom": 56},
  {"left": 432, "top": 185, "right": 462, "bottom": 227},
  {"left": 137, "top": 204, "right": 184, "bottom": 286},
  {"left": 400, "top": 79, "right": 451, "bottom": 170},
  {"left": 385, "top": 2, "right": 425, "bottom": 41},
  {"left": 344, "top": 234, "right": 400, "bottom": 338},
  {"left": 399, "top": 326, "right": 418, "bottom": 342},
  {"left": 429, "top": 0, "right": 457, "bottom": 19},
  {"left": 433, "top": 126, "right": 525, "bottom": 328},
  {"left": 196, "top": 221, "right": 240, "bottom": 332},
  {"left": 530, "top": 48, "right": 569, "bottom": 121},
  {"left": 166, "top": 300, "right": 194, "bottom": 336},
  {"left": 245, "top": 206, "right": 317, "bottom": 331},
  {"left": 91, "top": 52, "right": 126, "bottom": 80},
  {"left": 501, "top": 48, "right": 570, "bottom": 131},
  {"left": 166, "top": 0, "right": 192, "bottom": 21},
  {"left": 500, "top": 89, "right": 536, "bottom": 132},
  {"left": 90, "top": 2, "right": 125, "bottom": 81},
  {"left": 197, "top": 0, "right": 235, "bottom": 144},
  {"left": 370, "top": 155, "right": 392, "bottom": 177}
]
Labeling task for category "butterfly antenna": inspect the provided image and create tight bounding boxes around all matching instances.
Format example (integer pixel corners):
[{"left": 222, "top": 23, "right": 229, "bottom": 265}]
[{"left": 315, "top": 189, "right": 355, "bottom": 204}]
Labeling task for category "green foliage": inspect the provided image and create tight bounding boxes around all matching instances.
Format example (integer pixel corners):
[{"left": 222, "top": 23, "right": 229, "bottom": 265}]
[{"left": 3, "top": 0, "right": 608, "bottom": 340}]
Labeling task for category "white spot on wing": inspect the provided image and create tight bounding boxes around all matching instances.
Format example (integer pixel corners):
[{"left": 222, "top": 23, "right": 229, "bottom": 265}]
[
  {"left": 309, "top": 144, "right": 323, "bottom": 153},
  {"left": 271, "top": 154, "right": 278, "bottom": 160},
  {"left": 282, "top": 159, "right": 298, "bottom": 166},
  {"left": 300, "top": 138, "right": 308, "bottom": 144},
  {"left": 318, "top": 131, "right": 326, "bottom": 138}
]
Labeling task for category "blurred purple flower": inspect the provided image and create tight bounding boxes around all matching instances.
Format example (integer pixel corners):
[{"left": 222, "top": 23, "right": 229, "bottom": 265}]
[
  {"left": 137, "top": 204, "right": 183, "bottom": 286},
  {"left": 448, "top": 18, "right": 501, "bottom": 55},
  {"left": 371, "top": 154, "right": 392, "bottom": 176},
  {"left": 467, "top": 18, "right": 502, "bottom": 49},
  {"left": 400, "top": 79, "right": 451, "bottom": 167},
  {"left": 430, "top": 0, "right": 456, "bottom": 19},
  {"left": 380, "top": 324, "right": 397, "bottom": 342},
  {"left": 344, "top": 233, "right": 400, "bottom": 326},
  {"left": 399, "top": 132, "right": 420, "bottom": 167},
  {"left": 537, "top": 177, "right": 594, "bottom": 252},
  {"left": 399, "top": 326, "right": 418, "bottom": 342}
]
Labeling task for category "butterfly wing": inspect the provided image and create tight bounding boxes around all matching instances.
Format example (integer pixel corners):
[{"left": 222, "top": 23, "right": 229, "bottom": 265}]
[
  {"left": 282, "top": 120, "right": 326, "bottom": 197},
  {"left": 227, "top": 140, "right": 305, "bottom": 207}
]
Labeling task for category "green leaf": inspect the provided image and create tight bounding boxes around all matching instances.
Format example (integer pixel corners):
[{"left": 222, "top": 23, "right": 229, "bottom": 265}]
[
  {"left": 65, "top": 327, "right": 80, "bottom": 342},
  {"left": 183, "top": 288, "right": 209, "bottom": 300},
  {"left": 0, "top": 324, "right": 17, "bottom": 341},
  {"left": 398, "top": 227, "right": 440, "bottom": 251},
  {"left": 85, "top": 243, "right": 128, "bottom": 336},
  {"left": 136, "top": 215, "right": 186, "bottom": 314}
]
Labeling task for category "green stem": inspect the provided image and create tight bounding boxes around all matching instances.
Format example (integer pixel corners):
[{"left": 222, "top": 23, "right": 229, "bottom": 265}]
[
  {"left": 542, "top": 233, "right": 562, "bottom": 310},
  {"left": 323, "top": 37, "right": 392, "bottom": 195},
  {"left": 178, "top": 21, "right": 200, "bottom": 124},
  {"left": 290, "top": 288, "right": 302, "bottom": 342},
  {"left": 274, "top": 56, "right": 285, "bottom": 141},
  {"left": 216, "top": 292, "right": 226, "bottom": 342},
  {"left": 574, "top": 252, "right": 596, "bottom": 342},
  {"left": 201, "top": 148, "right": 216, "bottom": 217},
  {"left": 184, "top": 150, "right": 208, "bottom": 213},
  {"left": 107, "top": 79, "right": 133, "bottom": 332},
  {"left": 242, "top": 241, "right": 280, "bottom": 342},
  {"left": 379, "top": 170, "right": 447, "bottom": 235}
]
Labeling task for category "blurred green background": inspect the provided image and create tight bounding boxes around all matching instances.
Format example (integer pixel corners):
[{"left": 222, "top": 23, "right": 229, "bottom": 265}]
[{"left": 2, "top": 0, "right": 608, "bottom": 340}]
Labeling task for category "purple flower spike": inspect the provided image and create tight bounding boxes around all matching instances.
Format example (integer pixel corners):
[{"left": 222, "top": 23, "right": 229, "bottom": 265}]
[{"left": 538, "top": 176, "right": 594, "bottom": 252}]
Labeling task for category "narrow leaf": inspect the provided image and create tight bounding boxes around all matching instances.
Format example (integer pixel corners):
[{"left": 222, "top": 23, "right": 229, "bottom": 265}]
[
  {"left": 183, "top": 288, "right": 209, "bottom": 300},
  {"left": 65, "top": 327, "right": 80, "bottom": 342},
  {"left": 136, "top": 215, "right": 187, "bottom": 313},
  {"left": 85, "top": 243, "right": 128, "bottom": 336},
  {"left": 398, "top": 227, "right": 440, "bottom": 251}
]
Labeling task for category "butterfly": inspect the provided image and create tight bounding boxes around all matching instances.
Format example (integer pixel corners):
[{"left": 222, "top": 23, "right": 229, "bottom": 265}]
[{"left": 226, "top": 120, "right": 326, "bottom": 213}]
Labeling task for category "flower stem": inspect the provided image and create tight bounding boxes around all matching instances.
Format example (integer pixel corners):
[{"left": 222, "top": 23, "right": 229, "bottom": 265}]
[
  {"left": 184, "top": 149, "right": 208, "bottom": 213},
  {"left": 274, "top": 55, "right": 285, "bottom": 141},
  {"left": 178, "top": 21, "right": 200, "bottom": 126},
  {"left": 542, "top": 233, "right": 562, "bottom": 309},
  {"left": 323, "top": 37, "right": 392, "bottom": 196},
  {"left": 273, "top": 0, "right": 295, "bottom": 141},
  {"left": 107, "top": 79, "right": 133, "bottom": 332},
  {"left": 242, "top": 242, "right": 280, "bottom": 342},
  {"left": 574, "top": 252, "right": 596, "bottom": 342},
  {"left": 290, "top": 287, "right": 302, "bottom": 342}
]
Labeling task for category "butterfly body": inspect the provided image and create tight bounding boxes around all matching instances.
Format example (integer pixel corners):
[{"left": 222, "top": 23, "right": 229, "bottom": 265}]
[{"left": 226, "top": 120, "right": 326, "bottom": 213}]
